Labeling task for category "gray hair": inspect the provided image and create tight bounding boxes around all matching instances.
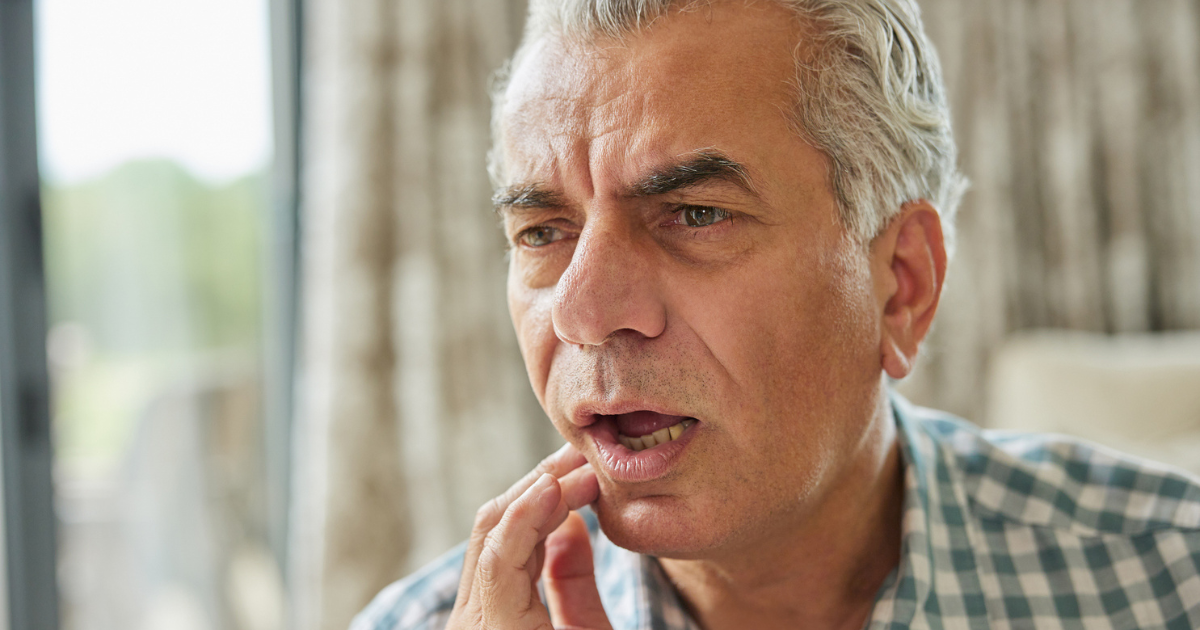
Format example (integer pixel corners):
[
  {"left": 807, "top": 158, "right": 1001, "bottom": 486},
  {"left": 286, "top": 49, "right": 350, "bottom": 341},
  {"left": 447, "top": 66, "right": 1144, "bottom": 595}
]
[{"left": 490, "top": 0, "right": 967, "bottom": 247}]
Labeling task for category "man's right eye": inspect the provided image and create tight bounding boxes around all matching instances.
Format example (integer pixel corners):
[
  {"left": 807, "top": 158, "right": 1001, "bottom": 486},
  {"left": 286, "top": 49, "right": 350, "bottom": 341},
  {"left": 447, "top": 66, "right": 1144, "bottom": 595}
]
[{"left": 517, "top": 226, "right": 563, "bottom": 247}]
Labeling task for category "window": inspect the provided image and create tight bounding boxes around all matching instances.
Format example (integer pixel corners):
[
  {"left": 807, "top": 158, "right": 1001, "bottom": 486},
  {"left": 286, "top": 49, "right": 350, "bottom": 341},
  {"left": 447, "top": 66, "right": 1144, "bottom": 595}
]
[{"left": 0, "top": 0, "right": 301, "bottom": 627}]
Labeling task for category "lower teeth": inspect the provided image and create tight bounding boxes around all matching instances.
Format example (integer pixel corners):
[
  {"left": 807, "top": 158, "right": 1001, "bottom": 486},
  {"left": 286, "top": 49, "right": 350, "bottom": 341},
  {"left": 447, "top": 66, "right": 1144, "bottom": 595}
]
[{"left": 619, "top": 418, "right": 696, "bottom": 451}]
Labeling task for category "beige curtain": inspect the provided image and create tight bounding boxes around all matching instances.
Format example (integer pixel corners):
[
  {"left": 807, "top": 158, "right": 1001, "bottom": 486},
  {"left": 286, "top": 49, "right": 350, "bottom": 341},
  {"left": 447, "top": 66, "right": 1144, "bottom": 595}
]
[
  {"left": 901, "top": 0, "right": 1200, "bottom": 420},
  {"left": 291, "top": 1, "right": 1200, "bottom": 628},
  {"left": 291, "top": 0, "right": 552, "bottom": 629}
]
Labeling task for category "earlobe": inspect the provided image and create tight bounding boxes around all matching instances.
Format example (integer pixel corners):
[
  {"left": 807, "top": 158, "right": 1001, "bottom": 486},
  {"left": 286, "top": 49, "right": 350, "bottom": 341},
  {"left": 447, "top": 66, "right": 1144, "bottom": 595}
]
[
  {"left": 874, "top": 202, "right": 947, "bottom": 380},
  {"left": 881, "top": 336, "right": 912, "bottom": 380}
]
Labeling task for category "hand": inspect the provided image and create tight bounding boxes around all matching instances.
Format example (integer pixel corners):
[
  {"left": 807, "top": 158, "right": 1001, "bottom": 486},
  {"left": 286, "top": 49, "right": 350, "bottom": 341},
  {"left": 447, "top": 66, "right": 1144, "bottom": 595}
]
[{"left": 446, "top": 444, "right": 613, "bottom": 630}]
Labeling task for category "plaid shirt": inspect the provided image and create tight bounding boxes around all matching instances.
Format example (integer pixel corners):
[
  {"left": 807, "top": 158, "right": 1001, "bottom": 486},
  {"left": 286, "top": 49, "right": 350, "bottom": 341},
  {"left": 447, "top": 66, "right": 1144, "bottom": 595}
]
[{"left": 352, "top": 395, "right": 1200, "bottom": 629}]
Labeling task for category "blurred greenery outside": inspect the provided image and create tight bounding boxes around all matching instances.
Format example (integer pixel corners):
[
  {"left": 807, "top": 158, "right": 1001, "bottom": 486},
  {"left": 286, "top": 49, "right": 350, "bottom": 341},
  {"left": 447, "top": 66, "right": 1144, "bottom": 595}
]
[{"left": 42, "top": 160, "right": 267, "bottom": 472}]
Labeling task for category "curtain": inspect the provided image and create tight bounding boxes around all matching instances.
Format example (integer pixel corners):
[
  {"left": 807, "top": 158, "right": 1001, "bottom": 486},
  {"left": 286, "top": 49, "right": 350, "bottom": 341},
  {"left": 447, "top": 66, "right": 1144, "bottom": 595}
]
[
  {"left": 902, "top": 0, "right": 1200, "bottom": 420},
  {"left": 292, "top": 1, "right": 1200, "bottom": 627},
  {"left": 291, "top": 0, "right": 550, "bottom": 628}
]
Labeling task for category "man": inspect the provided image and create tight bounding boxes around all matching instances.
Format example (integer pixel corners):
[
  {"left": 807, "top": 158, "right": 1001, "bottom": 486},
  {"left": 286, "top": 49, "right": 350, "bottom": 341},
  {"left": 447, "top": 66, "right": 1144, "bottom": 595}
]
[{"left": 354, "top": 0, "right": 1200, "bottom": 628}]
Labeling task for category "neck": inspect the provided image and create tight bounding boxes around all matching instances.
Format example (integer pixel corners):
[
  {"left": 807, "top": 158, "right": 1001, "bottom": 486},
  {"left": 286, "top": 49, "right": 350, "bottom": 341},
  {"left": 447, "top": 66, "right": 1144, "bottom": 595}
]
[{"left": 659, "top": 396, "right": 905, "bottom": 630}]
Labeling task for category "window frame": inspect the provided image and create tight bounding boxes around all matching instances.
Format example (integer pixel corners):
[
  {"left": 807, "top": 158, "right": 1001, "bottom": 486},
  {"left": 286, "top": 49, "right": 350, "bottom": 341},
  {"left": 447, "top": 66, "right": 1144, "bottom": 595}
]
[
  {"left": 266, "top": 0, "right": 304, "bottom": 581},
  {"left": 0, "top": 1, "right": 61, "bottom": 628}
]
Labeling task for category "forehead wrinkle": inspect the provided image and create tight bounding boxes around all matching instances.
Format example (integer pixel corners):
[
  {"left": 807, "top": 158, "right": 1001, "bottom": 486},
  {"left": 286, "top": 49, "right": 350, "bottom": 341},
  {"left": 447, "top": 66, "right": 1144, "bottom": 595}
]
[{"left": 581, "top": 91, "right": 661, "bottom": 203}]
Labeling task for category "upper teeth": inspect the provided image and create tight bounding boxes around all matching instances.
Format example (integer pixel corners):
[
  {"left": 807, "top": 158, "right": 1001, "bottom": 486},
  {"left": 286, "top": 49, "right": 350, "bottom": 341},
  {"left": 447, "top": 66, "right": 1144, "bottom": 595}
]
[{"left": 618, "top": 418, "right": 696, "bottom": 451}]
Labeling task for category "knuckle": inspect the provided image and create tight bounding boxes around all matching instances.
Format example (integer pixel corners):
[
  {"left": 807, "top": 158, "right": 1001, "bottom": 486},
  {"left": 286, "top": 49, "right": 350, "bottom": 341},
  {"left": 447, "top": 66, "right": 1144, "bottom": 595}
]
[
  {"left": 447, "top": 607, "right": 485, "bottom": 630},
  {"left": 536, "top": 451, "right": 560, "bottom": 472},
  {"left": 475, "top": 541, "right": 504, "bottom": 587},
  {"left": 504, "top": 493, "right": 534, "bottom": 522},
  {"left": 474, "top": 497, "right": 503, "bottom": 531}
]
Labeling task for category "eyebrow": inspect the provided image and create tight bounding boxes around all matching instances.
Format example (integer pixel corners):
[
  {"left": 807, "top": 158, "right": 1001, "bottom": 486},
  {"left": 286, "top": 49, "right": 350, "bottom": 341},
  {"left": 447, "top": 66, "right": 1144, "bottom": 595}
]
[
  {"left": 628, "top": 150, "right": 758, "bottom": 198},
  {"left": 492, "top": 184, "right": 566, "bottom": 213},
  {"left": 491, "top": 149, "right": 758, "bottom": 214}
]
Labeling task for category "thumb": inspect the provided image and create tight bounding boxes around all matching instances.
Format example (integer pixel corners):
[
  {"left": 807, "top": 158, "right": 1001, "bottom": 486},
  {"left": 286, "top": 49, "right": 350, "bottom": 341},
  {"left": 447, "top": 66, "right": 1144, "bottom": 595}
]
[{"left": 542, "top": 511, "right": 612, "bottom": 630}]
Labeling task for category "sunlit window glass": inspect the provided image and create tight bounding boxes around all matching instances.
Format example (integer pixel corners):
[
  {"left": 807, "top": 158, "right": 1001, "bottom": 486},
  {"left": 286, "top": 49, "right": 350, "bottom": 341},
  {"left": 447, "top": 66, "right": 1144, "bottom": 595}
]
[{"left": 35, "top": 0, "right": 283, "bottom": 628}]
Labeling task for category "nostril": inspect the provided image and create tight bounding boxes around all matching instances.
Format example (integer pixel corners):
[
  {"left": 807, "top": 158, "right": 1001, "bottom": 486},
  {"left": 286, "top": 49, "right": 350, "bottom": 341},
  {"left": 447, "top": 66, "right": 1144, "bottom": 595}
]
[{"left": 550, "top": 227, "right": 668, "bottom": 345}]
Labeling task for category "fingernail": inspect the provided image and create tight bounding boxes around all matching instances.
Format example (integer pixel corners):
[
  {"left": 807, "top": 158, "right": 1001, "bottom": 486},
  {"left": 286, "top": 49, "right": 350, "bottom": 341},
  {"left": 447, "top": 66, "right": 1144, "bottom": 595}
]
[{"left": 534, "top": 472, "right": 555, "bottom": 493}]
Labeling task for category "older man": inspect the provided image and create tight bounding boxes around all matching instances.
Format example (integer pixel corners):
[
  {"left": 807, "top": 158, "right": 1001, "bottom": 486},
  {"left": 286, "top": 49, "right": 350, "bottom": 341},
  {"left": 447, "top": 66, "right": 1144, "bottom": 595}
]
[{"left": 354, "top": 1, "right": 1200, "bottom": 628}]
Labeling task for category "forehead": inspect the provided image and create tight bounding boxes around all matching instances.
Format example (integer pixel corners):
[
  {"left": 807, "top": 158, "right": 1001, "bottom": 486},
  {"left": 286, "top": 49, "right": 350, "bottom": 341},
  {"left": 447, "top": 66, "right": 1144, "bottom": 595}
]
[{"left": 499, "top": 2, "right": 807, "bottom": 195}]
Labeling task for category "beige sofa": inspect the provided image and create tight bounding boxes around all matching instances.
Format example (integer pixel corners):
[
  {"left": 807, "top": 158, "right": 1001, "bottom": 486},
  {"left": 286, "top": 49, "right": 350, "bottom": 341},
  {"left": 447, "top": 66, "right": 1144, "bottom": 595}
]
[{"left": 987, "top": 331, "right": 1200, "bottom": 477}]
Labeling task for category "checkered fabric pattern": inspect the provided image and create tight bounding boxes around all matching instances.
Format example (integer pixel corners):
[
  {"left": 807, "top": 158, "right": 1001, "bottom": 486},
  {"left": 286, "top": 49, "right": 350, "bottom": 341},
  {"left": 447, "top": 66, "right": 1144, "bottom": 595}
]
[{"left": 351, "top": 394, "right": 1200, "bottom": 629}]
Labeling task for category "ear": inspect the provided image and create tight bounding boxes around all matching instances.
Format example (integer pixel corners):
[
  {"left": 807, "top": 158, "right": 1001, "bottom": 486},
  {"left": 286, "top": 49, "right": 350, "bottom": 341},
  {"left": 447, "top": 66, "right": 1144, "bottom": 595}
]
[{"left": 869, "top": 201, "right": 948, "bottom": 380}]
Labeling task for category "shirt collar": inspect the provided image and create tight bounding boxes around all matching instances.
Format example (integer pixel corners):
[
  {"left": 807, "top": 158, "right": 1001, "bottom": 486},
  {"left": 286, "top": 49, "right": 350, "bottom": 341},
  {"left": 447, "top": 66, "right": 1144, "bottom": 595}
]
[{"left": 868, "top": 393, "right": 938, "bottom": 627}]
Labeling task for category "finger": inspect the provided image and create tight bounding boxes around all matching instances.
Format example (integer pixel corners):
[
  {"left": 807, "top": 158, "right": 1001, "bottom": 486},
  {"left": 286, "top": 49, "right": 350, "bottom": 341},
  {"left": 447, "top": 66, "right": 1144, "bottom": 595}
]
[
  {"left": 475, "top": 444, "right": 585, "bottom": 541},
  {"left": 543, "top": 511, "right": 613, "bottom": 630},
  {"left": 528, "top": 491, "right": 571, "bottom": 586},
  {"left": 531, "top": 540, "right": 546, "bottom": 591},
  {"left": 529, "top": 465, "right": 598, "bottom": 588},
  {"left": 559, "top": 463, "right": 600, "bottom": 510},
  {"left": 458, "top": 444, "right": 587, "bottom": 606},
  {"left": 475, "top": 473, "right": 563, "bottom": 624}
]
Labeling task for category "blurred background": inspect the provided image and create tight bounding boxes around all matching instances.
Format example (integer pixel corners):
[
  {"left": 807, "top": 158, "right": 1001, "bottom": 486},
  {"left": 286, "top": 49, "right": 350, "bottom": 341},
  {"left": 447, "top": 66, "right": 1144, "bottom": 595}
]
[{"left": 0, "top": 0, "right": 1196, "bottom": 629}]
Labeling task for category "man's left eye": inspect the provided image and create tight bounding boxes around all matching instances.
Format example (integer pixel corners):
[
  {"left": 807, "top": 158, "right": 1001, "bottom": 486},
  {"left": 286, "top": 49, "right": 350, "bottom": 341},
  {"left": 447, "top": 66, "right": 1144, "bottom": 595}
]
[{"left": 681, "top": 206, "right": 731, "bottom": 227}]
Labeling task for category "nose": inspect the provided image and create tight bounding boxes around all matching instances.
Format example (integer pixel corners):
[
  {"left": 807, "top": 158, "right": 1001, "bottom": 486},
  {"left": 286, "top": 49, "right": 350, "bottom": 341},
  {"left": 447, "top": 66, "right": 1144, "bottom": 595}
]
[{"left": 551, "top": 221, "right": 667, "bottom": 346}]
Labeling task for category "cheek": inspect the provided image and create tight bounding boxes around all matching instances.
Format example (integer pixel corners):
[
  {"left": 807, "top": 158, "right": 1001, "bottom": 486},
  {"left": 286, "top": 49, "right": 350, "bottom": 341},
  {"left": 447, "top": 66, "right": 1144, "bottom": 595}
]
[
  {"left": 816, "top": 245, "right": 882, "bottom": 378},
  {"left": 780, "top": 242, "right": 877, "bottom": 361},
  {"left": 678, "top": 262, "right": 847, "bottom": 406},
  {"left": 759, "top": 248, "right": 881, "bottom": 473},
  {"left": 508, "top": 264, "right": 557, "bottom": 402},
  {"left": 698, "top": 242, "right": 880, "bottom": 451},
  {"left": 513, "top": 244, "right": 573, "bottom": 289}
]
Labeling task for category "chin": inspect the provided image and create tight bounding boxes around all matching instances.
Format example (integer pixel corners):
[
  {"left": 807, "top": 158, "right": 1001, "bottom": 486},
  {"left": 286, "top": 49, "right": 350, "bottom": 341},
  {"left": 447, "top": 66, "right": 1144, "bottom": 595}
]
[{"left": 593, "top": 491, "right": 726, "bottom": 558}]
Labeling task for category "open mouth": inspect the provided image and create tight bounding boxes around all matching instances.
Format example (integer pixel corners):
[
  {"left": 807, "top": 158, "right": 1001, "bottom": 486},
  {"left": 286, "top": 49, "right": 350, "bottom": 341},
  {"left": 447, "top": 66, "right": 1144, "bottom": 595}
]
[
  {"left": 583, "top": 409, "right": 700, "bottom": 482},
  {"left": 614, "top": 413, "right": 698, "bottom": 451}
]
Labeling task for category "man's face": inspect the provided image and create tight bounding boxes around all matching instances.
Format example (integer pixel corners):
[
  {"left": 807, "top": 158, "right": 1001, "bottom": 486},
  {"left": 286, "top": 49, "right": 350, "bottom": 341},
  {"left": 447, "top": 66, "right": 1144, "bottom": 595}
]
[{"left": 499, "top": 2, "right": 889, "bottom": 558}]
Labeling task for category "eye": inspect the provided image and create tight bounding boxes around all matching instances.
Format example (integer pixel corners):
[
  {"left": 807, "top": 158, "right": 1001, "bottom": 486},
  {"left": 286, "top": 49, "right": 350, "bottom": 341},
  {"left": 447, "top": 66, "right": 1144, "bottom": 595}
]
[
  {"left": 517, "top": 225, "right": 564, "bottom": 247},
  {"left": 681, "top": 206, "right": 732, "bottom": 227}
]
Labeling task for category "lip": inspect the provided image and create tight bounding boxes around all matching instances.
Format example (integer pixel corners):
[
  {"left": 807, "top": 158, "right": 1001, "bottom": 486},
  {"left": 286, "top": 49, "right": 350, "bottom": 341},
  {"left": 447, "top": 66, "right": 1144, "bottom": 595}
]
[
  {"left": 583, "top": 413, "right": 700, "bottom": 483},
  {"left": 571, "top": 401, "right": 691, "bottom": 428}
]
